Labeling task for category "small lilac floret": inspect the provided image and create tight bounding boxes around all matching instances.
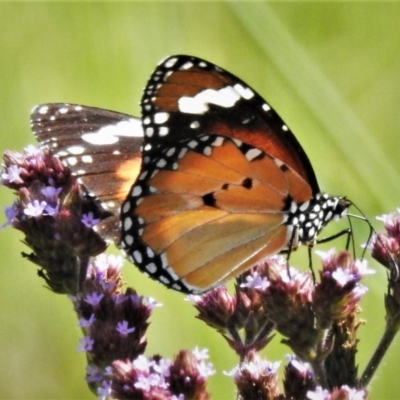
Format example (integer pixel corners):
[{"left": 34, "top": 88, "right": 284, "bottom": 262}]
[
  {"left": 41, "top": 186, "right": 61, "bottom": 201},
  {"left": 1, "top": 204, "right": 18, "bottom": 228},
  {"left": 355, "top": 259, "right": 375, "bottom": 277},
  {"left": 2, "top": 165, "right": 23, "bottom": 184},
  {"left": 78, "top": 335, "right": 94, "bottom": 352},
  {"left": 97, "top": 380, "right": 112, "bottom": 397},
  {"left": 23, "top": 144, "right": 42, "bottom": 156},
  {"left": 332, "top": 267, "right": 354, "bottom": 286},
  {"left": 241, "top": 272, "right": 270, "bottom": 290},
  {"left": 307, "top": 386, "right": 330, "bottom": 400},
  {"left": 24, "top": 200, "right": 47, "bottom": 217},
  {"left": 79, "top": 313, "right": 96, "bottom": 328},
  {"left": 81, "top": 211, "right": 100, "bottom": 228},
  {"left": 116, "top": 320, "right": 135, "bottom": 336},
  {"left": 84, "top": 292, "right": 104, "bottom": 307}
]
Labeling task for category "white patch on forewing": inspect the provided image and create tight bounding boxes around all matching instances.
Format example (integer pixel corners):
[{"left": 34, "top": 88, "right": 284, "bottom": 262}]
[
  {"left": 164, "top": 57, "right": 178, "bottom": 68},
  {"left": 82, "top": 118, "right": 143, "bottom": 145},
  {"left": 178, "top": 86, "right": 241, "bottom": 114},
  {"left": 233, "top": 84, "right": 254, "bottom": 99}
]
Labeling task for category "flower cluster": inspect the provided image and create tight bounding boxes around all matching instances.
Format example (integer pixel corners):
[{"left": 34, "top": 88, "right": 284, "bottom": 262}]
[
  {"left": 109, "top": 348, "right": 214, "bottom": 400},
  {"left": 1, "top": 145, "right": 109, "bottom": 294},
  {"left": 1, "top": 146, "right": 215, "bottom": 399},
  {"left": 69, "top": 253, "right": 213, "bottom": 399},
  {"left": 190, "top": 251, "right": 373, "bottom": 397},
  {"left": 370, "top": 209, "right": 400, "bottom": 314}
]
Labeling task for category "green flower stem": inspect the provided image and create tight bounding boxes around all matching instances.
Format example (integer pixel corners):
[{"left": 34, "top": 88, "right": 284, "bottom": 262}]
[{"left": 359, "top": 311, "right": 400, "bottom": 387}]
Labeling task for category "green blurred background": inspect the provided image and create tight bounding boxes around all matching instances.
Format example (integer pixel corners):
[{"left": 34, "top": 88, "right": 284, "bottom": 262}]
[{"left": 0, "top": 3, "right": 399, "bottom": 399}]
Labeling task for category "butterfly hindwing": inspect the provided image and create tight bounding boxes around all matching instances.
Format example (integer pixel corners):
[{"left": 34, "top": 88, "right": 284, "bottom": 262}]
[
  {"left": 31, "top": 103, "right": 144, "bottom": 216},
  {"left": 122, "top": 131, "right": 313, "bottom": 293}
]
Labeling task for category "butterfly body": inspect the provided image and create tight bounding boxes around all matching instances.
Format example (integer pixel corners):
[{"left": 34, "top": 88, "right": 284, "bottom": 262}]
[{"left": 32, "top": 56, "right": 350, "bottom": 294}]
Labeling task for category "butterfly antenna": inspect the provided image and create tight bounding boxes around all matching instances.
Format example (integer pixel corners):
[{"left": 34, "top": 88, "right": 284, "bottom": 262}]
[{"left": 346, "top": 213, "right": 356, "bottom": 257}]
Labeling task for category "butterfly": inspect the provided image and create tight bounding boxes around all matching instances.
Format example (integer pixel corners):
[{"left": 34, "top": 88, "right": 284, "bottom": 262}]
[{"left": 32, "top": 55, "right": 350, "bottom": 294}]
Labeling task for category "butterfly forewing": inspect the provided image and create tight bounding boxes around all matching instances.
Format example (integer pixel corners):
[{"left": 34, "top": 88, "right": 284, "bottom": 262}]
[{"left": 142, "top": 56, "right": 319, "bottom": 193}]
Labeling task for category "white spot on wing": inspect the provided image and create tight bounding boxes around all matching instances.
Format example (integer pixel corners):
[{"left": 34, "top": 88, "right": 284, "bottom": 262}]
[
  {"left": 82, "top": 155, "right": 93, "bottom": 163},
  {"left": 133, "top": 250, "right": 142, "bottom": 263},
  {"left": 122, "top": 202, "right": 131, "bottom": 213},
  {"left": 38, "top": 106, "right": 49, "bottom": 115},
  {"left": 154, "top": 112, "right": 169, "bottom": 124},
  {"left": 132, "top": 186, "right": 142, "bottom": 197},
  {"left": 124, "top": 234, "right": 133, "bottom": 246},
  {"left": 181, "top": 61, "right": 193, "bottom": 70},
  {"left": 146, "top": 263, "right": 157, "bottom": 274},
  {"left": 82, "top": 119, "right": 143, "bottom": 145},
  {"left": 246, "top": 148, "right": 262, "bottom": 161},
  {"left": 178, "top": 86, "right": 241, "bottom": 115},
  {"left": 164, "top": 57, "right": 178, "bottom": 68},
  {"left": 67, "top": 146, "right": 85, "bottom": 155},
  {"left": 159, "top": 127, "right": 169, "bottom": 137},
  {"left": 124, "top": 217, "right": 132, "bottom": 230},
  {"left": 157, "top": 158, "right": 167, "bottom": 168},
  {"left": 234, "top": 83, "right": 254, "bottom": 99},
  {"left": 67, "top": 156, "right": 77, "bottom": 166}
]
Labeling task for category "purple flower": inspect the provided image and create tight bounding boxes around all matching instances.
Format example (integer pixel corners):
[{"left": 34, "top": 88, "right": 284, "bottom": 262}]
[
  {"left": 171, "top": 395, "right": 185, "bottom": 400},
  {"left": 94, "top": 254, "right": 124, "bottom": 273},
  {"left": 97, "top": 380, "right": 112, "bottom": 398},
  {"left": 40, "top": 186, "right": 62, "bottom": 201},
  {"left": 241, "top": 271, "right": 270, "bottom": 290},
  {"left": 144, "top": 296, "right": 162, "bottom": 309},
  {"left": 133, "top": 355, "right": 152, "bottom": 372},
  {"left": 43, "top": 203, "right": 59, "bottom": 216},
  {"left": 331, "top": 267, "right": 354, "bottom": 287},
  {"left": 78, "top": 335, "right": 94, "bottom": 352},
  {"left": 152, "top": 358, "right": 171, "bottom": 377},
  {"left": 23, "top": 144, "right": 42, "bottom": 157},
  {"left": 86, "top": 365, "right": 103, "bottom": 383},
  {"left": 116, "top": 320, "right": 136, "bottom": 336},
  {"left": 1, "top": 204, "right": 18, "bottom": 228},
  {"left": 226, "top": 351, "right": 280, "bottom": 399},
  {"left": 354, "top": 259, "right": 375, "bottom": 277},
  {"left": 307, "top": 386, "right": 330, "bottom": 399},
  {"left": 79, "top": 314, "right": 96, "bottom": 328},
  {"left": 81, "top": 211, "right": 101, "bottom": 228},
  {"left": 23, "top": 200, "right": 47, "bottom": 217},
  {"left": 197, "top": 359, "right": 216, "bottom": 378},
  {"left": 1, "top": 164, "right": 23, "bottom": 184},
  {"left": 134, "top": 373, "right": 168, "bottom": 391},
  {"left": 84, "top": 292, "right": 104, "bottom": 308},
  {"left": 307, "top": 385, "right": 367, "bottom": 400},
  {"left": 192, "top": 347, "right": 210, "bottom": 362}
]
